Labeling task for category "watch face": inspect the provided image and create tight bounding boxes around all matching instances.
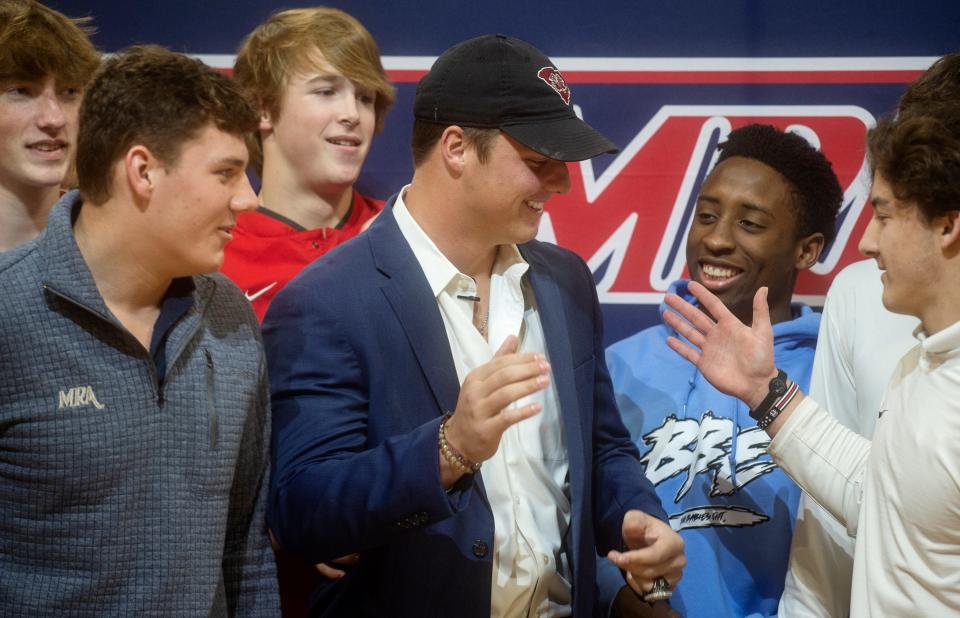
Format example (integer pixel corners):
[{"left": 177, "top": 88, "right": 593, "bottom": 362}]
[{"left": 770, "top": 376, "right": 788, "bottom": 396}]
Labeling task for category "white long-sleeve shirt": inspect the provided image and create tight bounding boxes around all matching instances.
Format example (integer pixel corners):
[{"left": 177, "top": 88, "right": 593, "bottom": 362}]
[
  {"left": 769, "top": 318, "right": 960, "bottom": 616},
  {"left": 779, "top": 260, "right": 917, "bottom": 617}
]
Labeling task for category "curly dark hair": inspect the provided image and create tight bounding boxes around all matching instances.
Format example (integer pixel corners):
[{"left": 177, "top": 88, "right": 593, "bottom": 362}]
[
  {"left": 77, "top": 45, "right": 258, "bottom": 205},
  {"left": 716, "top": 123, "right": 843, "bottom": 244},
  {"left": 899, "top": 53, "right": 960, "bottom": 120},
  {"left": 868, "top": 113, "right": 960, "bottom": 223},
  {"left": 865, "top": 52, "right": 960, "bottom": 222}
]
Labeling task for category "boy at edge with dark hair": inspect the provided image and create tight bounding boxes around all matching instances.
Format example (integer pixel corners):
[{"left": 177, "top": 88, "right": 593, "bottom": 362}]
[
  {"left": 0, "top": 45, "right": 279, "bottom": 615},
  {"left": 780, "top": 51, "right": 960, "bottom": 618}
]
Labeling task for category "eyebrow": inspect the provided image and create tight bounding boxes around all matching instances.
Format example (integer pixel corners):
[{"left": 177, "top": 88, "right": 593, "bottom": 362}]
[
  {"left": 697, "top": 194, "right": 774, "bottom": 216},
  {"left": 215, "top": 157, "right": 247, "bottom": 168},
  {"left": 304, "top": 74, "right": 346, "bottom": 85},
  {"left": 741, "top": 202, "right": 773, "bottom": 216},
  {"left": 870, "top": 196, "right": 890, "bottom": 209}
]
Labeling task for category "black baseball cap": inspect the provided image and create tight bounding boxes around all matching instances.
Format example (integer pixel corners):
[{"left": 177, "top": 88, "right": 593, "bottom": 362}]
[{"left": 413, "top": 34, "right": 619, "bottom": 162}]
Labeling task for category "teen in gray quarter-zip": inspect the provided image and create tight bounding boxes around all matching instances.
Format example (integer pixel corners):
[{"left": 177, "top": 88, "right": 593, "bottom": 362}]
[{"left": 0, "top": 46, "right": 278, "bottom": 617}]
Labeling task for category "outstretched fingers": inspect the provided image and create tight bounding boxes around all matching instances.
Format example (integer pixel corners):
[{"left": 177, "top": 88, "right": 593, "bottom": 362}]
[
  {"left": 662, "top": 309, "right": 707, "bottom": 351},
  {"left": 663, "top": 292, "right": 715, "bottom": 334},
  {"left": 685, "top": 281, "right": 734, "bottom": 326},
  {"left": 751, "top": 286, "right": 771, "bottom": 333},
  {"left": 666, "top": 334, "right": 701, "bottom": 367}
]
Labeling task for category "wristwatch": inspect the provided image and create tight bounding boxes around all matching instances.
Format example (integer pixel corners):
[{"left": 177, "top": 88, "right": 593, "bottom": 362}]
[
  {"left": 749, "top": 368, "right": 799, "bottom": 430},
  {"left": 749, "top": 369, "right": 788, "bottom": 420}
]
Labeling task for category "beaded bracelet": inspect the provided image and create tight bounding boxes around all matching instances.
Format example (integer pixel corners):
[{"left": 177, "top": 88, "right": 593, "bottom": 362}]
[{"left": 438, "top": 413, "right": 481, "bottom": 475}]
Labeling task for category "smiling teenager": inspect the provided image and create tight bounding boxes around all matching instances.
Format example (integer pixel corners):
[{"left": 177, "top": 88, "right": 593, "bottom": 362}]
[
  {"left": 599, "top": 124, "right": 842, "bottom": 618},
  {"left": 0, "top": 45, "right": 278, "bottom": 615},
  {"left": 221, "top": 7, "right": 395, "bottom": 321},
  {"left": 0, "top": 0, "right": 99, "bottom": 251},
  {"left": 778, "top": 53, "right": 960, "bottom": 618},
  {"left": 262, "top": 34, "right": 685, "bottom": 618},
  {"left": 662, "top": 100, "right": 960, "bottom": 615}
]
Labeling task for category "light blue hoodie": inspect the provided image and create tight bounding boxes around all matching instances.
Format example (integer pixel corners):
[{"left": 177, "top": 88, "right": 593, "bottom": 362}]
[{"left": 597, "top": 279, "right": 819, "bottom": 618}]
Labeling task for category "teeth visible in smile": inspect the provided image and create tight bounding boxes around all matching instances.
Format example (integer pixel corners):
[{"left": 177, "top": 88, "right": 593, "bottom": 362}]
[
  {"left": 525, "top": 200, "right": 544, "bottom": 213},
  {"left": 701, "top": 264, "right": 738, "bottom": 278},
  {"left": 32, "top": 143, "right": 64, "bottom": 151},
  {"left": 329, "top": 139, "right": 358, "bottom": 146}
]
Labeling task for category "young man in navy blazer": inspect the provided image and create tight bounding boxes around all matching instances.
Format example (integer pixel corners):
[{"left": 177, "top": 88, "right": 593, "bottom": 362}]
[{"left": 263, "top": 34, "right": 685, "bottom": 617}]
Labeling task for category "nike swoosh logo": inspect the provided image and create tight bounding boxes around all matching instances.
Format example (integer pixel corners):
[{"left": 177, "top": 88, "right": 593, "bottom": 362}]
[{"left": 245, "top": 282, "right": 277, "bottom": 302}]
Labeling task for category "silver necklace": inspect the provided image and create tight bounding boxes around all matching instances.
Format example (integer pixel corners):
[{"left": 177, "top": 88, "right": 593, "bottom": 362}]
[{"left": 475, "top": 309, "right": 488, "bottom": 339}]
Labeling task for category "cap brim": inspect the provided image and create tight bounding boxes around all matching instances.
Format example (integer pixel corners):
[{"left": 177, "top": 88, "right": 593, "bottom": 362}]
[{"left": 501, "top": 115, "right": 619, "bottom": 162}]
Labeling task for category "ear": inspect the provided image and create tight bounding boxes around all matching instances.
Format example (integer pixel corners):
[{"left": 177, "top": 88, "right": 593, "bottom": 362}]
[
  {"left": 124, "top": 144, "right": 160, "bottom": 204},
  {"left": 939, "top": 211, "right": 960, "bottom": 251},
  {"left": 259, "top": 103, "right": 274, "bottom": 133},
  {"left": 438, "top": 125, "right": 467, "bottom": 175},
  {"left": 793, "top": 232, "right": 825, "bottom": 271}
]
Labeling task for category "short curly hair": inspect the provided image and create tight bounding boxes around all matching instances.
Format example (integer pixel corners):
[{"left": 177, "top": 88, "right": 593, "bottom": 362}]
[
  {"left": 866, "top": 52, "right": 960, "bottom": 223},
  {"left": 716, "top": 123, "right": 843, "bottom": 244},
  {"left": 898, "top": 52, "right": 960, "bottom": 121},
  {"left": 868, "top": 113, "right": 960, "bottom": 223},
  {"left": 78, "top": 45, "right": 258, "bottom": 205}
]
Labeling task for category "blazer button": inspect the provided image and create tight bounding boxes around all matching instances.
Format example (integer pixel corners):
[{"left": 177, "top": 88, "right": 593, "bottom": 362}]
[{"left": 472, "top": 540, "right": 488, "bottom": 558}]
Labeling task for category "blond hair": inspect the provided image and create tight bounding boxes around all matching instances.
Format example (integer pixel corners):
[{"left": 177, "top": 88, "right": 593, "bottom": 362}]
[{"left": 234, "top": 7, "right": 395, "bottom": 171}]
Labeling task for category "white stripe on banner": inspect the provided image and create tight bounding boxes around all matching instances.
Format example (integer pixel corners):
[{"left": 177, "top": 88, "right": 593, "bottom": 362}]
[{"left": 190, "top": 55, "right": 938, "bottom": 72}]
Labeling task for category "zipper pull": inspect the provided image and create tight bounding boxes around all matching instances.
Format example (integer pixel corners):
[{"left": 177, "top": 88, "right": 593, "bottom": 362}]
[{"left": 204, "top": 349, "right": 218, "bottom": 449}]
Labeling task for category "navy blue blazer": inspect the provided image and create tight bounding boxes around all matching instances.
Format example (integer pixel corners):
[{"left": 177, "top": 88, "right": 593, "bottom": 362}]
[{"left": 263, "top": 201, "right": 666, "bottom": 617}]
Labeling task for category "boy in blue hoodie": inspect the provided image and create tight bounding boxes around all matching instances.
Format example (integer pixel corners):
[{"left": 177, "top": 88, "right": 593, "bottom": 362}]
[{"left": 599, "top": 124, "right": 843, "bottom": 618}]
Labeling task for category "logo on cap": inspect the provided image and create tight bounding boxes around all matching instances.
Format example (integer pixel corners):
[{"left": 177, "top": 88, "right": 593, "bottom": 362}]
[{"left": 537, "top": 67, "right": 571, "bottom": 105}]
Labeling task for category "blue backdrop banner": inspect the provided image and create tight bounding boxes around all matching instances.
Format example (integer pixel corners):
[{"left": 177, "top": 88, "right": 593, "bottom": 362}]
[{"left": 50, "top": 0, "right": 960, "bottom": 344}]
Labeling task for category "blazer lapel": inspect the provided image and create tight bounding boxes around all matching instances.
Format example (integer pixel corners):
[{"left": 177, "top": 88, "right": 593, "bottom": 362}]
[
  {"left": 367, "top": 200, "right": 460, "bottom": 416},
  {"left": 521, "top": 243, "right": 587, "bottom": 565}
]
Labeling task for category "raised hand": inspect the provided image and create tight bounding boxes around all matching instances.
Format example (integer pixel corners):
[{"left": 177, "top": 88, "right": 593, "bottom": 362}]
[
  {"left": 608, "top": 510, "right": 686, "bottom": 597},
  {"left": 441, "top": 335, "right": 550, "bottom": 484},
  {"left": 662, "top": 281, "right": 777, "bottom": 409}
]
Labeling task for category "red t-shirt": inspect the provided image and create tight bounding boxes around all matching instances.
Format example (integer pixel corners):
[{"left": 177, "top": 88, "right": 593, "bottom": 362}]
[{"left": 221, "top": 191, "right": 383, "bottom": 321}]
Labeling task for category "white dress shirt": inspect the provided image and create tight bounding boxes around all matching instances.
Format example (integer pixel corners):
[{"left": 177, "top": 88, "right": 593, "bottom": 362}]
[
  {"left": 393, "top": 189, "right": 572, "bottom": 617},
  {"left": 780, "top": 259, "right": 918, "bottom": 617}
]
